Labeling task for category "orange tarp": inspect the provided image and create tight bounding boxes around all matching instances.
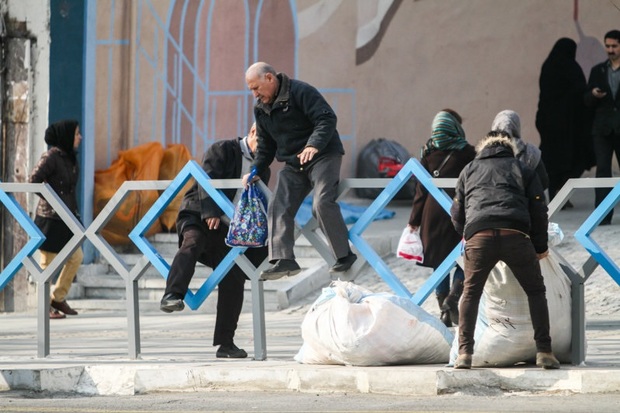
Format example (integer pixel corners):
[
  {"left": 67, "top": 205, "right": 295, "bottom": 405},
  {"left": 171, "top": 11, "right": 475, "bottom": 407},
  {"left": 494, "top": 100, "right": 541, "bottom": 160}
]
[{"left": 94, "top": 142, "right": 194, "bottom": 245}]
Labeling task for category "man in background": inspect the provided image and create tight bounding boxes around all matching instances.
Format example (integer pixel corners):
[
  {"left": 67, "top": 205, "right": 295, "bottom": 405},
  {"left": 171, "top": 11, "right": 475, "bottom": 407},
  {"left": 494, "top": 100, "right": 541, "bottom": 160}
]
[{"left": 585, "top": 29, "right": 620, "bottom": 225}]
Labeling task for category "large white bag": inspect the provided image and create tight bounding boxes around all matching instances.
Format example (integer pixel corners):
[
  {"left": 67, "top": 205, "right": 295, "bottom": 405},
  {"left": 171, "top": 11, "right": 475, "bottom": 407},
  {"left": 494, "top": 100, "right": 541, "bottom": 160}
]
[
  {"left": 295, "top": 281, "right": 453, "bottom": 366},
  {"left": 449, "top": 250, "right": 572, "bottom": 367}
]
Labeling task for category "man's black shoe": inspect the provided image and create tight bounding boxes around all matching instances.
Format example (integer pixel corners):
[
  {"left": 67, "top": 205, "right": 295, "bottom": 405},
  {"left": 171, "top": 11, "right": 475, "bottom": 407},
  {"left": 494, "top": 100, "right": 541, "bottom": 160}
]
[
  {"left": 216, "top": 343, "right": 248, "bottom": 359},
  {"left": 160, "top": 293, "right": 185, "bottom": 313},
  {"left": 330, "top": 252, "right": 358, "bottom": 273},
  {"left": 260, "top": 259, "right": 301, "bottom": 280}
]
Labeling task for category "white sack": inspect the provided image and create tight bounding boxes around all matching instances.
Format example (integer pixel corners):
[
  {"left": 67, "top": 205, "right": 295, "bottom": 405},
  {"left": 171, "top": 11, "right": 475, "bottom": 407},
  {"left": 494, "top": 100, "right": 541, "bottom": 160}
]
[
  {"left": 449, "top": 250, "right": 572, "bottom": 367},
  {"left": 295, "top": 281, "right": 454, "bottom": 366}
]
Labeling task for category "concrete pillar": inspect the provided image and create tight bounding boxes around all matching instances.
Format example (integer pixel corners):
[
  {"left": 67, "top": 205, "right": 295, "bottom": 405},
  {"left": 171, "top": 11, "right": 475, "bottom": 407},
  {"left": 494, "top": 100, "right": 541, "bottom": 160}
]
[{"left": 1, "top": 20, "right": 33, "bottom": 312}]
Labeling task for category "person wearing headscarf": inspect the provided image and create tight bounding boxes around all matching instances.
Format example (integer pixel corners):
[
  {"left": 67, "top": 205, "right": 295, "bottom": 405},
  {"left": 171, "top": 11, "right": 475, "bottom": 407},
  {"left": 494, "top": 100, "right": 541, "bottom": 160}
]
[
  {"left": 491, "top": 110, "right": 550, "bottom": 192},
  {"left": 29, "top": 119, "right": 83, "bottom": 319},
  {"left": 408, "top": 109, "right": 476, "bottom": 327},
  {"left": 536, "top": 37, "right": 593, "bottom": 204}
]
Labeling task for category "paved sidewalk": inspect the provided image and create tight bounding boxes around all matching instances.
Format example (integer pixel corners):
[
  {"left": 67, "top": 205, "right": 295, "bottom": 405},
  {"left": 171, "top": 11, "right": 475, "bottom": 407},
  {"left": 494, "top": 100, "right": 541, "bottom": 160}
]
[
  {"left": 2, "top": 196, "right": 620, "bottom": 396},
  {"left": 1, "top": 309, "right": 620, "bottom": 396}
]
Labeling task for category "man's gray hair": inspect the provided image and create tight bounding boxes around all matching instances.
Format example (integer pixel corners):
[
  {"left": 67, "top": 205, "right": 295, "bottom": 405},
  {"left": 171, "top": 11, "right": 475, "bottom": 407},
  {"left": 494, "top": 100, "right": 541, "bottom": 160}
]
[{"left": 246, "top": 62, "right": 276, "bottom": 78}]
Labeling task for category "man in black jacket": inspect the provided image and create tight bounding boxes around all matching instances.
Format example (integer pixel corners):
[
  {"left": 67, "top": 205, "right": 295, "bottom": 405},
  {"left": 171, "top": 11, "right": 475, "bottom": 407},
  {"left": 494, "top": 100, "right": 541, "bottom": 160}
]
[
  {"left": 242, "top": 62, "right": 357, "bottom": 280},
  {"left": 450, "top": 131, "right": 560, "bottom": 370},
  {"left": 159, "top": 125, "right": 269, "bottom": 359},
  {"left": 585, "top": 29, "right": 620, "bottom": 225}
]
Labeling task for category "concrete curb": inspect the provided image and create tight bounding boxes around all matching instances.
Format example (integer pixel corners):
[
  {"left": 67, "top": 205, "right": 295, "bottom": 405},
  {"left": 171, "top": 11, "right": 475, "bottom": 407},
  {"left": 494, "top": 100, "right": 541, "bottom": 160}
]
[{"left": 2, "top": 363, "right": 618, "bottom": 396}]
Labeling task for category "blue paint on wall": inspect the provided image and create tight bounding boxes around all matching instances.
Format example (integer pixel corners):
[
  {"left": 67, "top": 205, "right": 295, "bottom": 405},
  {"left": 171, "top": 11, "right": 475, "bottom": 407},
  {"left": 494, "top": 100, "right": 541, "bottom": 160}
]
[{"left": 49, "top": 0, "right": 85, "bottom": 125}]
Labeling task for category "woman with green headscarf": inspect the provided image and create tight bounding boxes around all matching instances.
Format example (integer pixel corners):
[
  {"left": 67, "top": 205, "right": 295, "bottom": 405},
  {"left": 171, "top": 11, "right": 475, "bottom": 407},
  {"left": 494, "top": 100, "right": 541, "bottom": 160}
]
[{"left": 408, "top": 109, "right": 476, "bottom": 327}]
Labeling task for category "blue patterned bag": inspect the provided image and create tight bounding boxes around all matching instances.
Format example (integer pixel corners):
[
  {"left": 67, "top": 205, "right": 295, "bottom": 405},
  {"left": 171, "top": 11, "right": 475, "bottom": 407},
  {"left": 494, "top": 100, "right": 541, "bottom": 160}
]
[{"left": 225, "top": 182, "right": 268, "bottom": 247}]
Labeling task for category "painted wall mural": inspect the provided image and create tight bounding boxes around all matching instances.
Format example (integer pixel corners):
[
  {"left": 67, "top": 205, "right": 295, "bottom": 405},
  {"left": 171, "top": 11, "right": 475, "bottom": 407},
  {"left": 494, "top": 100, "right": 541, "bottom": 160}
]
[{"left": 91, "top": 0, "right": 618, "bottom": 180}]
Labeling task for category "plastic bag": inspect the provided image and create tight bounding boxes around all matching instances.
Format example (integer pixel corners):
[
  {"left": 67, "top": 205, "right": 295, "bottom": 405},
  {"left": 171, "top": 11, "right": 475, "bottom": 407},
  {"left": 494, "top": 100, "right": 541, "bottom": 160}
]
[
  {"left": 294, "top": 281, "right": 453, "bottom": 366},
  {"left": 548, "top": 222, "right": 564, "bottom": 247},
  {"left": 396, "top": 227, "right": 423, "bottom": 263},
  {"left": 225, "top": 181, "right": 268, "bottom": 248}
]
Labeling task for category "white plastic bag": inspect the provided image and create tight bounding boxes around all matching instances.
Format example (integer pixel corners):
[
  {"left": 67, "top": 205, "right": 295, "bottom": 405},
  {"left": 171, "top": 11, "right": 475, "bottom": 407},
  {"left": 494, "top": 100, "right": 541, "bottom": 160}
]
[
  {"left": 295, "top": 281, "right": 453, "bottom": 366},
  {"left": 548, "top": 222, "right": 564, "bottom": 247},
  {"left": 396, "top": 227, "right": 424, "bottom": 263}
]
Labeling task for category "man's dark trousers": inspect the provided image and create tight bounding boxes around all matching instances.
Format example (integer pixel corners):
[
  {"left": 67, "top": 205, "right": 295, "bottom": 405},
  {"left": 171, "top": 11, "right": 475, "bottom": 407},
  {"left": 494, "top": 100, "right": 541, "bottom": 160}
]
[
  {"left": 165, "top": 224, "right": 267, "bottom": 346},
  {"left": 268, "top": 154, "right": 350, "bottom": 262},
  {"left": 593, "top": 131, "right": 620, "bottom": 220},
  {"left": 458, "top": 231, "right": 552, "bottom": 356}
]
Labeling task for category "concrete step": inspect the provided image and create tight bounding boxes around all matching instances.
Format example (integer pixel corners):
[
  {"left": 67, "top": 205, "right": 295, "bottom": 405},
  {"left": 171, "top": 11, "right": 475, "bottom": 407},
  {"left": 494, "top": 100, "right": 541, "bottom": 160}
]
[
  {"left": 146, "top": 232, "right": 325, "bottom": 259},
  {"left": 68, "top": 230, "right": 329, "bottom": 312},
  {"left": 66, "top": 260, "right": 330, "bottom": 313},
  {"left": 66, "top": 229, "right": 400, "bottom": 313}
]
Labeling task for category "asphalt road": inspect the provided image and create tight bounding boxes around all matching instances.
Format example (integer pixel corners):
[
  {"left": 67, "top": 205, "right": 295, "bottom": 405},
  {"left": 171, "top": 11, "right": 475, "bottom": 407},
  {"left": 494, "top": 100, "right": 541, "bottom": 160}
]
[{"left": 1, "top": 390, "right": 620, "bottom": 412}]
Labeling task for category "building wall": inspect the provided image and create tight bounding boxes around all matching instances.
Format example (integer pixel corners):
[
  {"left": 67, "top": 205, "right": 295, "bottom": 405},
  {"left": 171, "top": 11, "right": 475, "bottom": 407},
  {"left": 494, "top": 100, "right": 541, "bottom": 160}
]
[
  {"left": 7, "top": 0, "right": 50, "bottom": 173},
  {"left": 296, "top": 0, "right": 614, "bottom": 158},
  {"left": 90, "top": 0, "right": 618, "bottom": 180},
  {"left": 1, "top": 0, "right": 50, "bottom": 310}
]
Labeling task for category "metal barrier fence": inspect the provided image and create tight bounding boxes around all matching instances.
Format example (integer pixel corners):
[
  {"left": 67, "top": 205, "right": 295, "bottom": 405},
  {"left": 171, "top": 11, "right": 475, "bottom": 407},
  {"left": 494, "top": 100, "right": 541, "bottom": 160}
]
[{"left": 1, "top": 158, "right": 619, "bottom": 364}]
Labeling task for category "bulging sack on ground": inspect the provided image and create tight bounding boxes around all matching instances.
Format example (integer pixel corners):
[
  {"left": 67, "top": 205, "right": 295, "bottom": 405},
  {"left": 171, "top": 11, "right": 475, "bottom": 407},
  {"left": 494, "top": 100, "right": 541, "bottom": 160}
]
[
  {"left": 449, "top": 250, "right": 572, "bottom": 367},
  {"left": 295, "top": 281, "right": 453, "bottom": 366}
]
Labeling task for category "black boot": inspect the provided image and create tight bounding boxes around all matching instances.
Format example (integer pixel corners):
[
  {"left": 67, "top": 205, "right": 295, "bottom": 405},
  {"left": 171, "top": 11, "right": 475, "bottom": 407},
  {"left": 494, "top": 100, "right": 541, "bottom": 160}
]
[
  {"left": 441, "top": 279, "right": 463, "bottom": 325},
  {"left": 436, "top": 292, "right": 452, "bottom": 327}
]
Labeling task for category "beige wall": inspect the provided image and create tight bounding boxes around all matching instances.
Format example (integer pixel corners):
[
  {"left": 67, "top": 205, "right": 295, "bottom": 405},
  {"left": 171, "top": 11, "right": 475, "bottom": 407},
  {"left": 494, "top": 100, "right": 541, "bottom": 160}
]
[
  {"left": 297, "top": 0, "right": 617, "bottom": 168},
  {"left": 95, "top": 0, "right": 619, "bottom": 177}
]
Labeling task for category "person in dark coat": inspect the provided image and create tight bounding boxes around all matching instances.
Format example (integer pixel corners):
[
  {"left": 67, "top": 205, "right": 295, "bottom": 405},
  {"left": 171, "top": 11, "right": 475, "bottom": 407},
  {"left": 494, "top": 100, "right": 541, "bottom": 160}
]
[
  {"left": 408, "top": 109, "right": 476, "bottom": 327},
  {"left": 536, "top": 37, "right": 594, "bottom": 203},
  {"left": 584, "top": 29, "right": 620, "bottom": 225},
  {"left": 159, "top": 124, "right": 270, "bottom": 359},
  {"left": 450, "top": 131, "right": 559, "bottom": 370},
  {"left": 30, "top": 119, "right": 83, "bottom": 320},
  {"left": 243, "top": 62, "right": 357, "bottom": 280}
]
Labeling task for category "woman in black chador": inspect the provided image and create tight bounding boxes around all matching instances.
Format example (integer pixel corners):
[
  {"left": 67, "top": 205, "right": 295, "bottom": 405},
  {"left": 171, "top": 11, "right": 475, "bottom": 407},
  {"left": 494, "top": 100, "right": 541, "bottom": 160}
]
[{"left": 536, "top": 37, "right": 594, "bottom": 203}]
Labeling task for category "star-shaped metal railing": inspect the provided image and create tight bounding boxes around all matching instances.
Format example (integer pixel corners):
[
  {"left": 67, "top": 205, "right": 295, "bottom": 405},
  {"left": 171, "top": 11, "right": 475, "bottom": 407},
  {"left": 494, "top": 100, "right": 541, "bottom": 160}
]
[
  {"left": 129, "top": 161, "right": 259, "bottom": 308},
  {"left": 128, "top": 160, "right": 272, "bottom": 359},
  {"left": 574, "top": 180, "right": 620, "bottom": 285},
  {"left": 3, "top": 166, "right": 620, "bottom": 365},
  {"left": 348, "top": 158, "right": 461, "bottom": 305},
  {"left": 0, "top": 183, "right": 44, "bottom": 290},
  {"left": 0, "top": 182, "right": 86, "bottom": 357}
]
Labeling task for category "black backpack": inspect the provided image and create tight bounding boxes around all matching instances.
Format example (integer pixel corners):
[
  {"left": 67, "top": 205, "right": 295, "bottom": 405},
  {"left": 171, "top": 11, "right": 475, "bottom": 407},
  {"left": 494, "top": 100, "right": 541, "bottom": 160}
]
[{"left": 355, "top": 138, "right": 416, "bottom": 200}]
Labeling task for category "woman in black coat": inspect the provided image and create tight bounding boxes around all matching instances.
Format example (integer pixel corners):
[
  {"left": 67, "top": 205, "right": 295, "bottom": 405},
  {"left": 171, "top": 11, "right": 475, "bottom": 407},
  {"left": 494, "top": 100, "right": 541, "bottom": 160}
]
[
  {"left": 30, "top": 120, "right": 83, "bottom": 319},
  {"left": 536, "top": 37, "right": 594, "bottom": 202},
  {"left": 408, "top": 110, "right": 476, "bottom": 327}
]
